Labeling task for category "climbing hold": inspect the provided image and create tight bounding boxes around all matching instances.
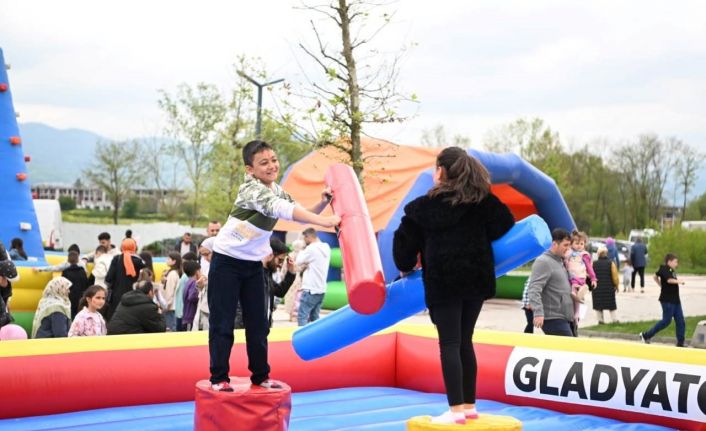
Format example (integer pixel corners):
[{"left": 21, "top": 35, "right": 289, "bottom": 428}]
[
  {"left": 9, "top": 136, "right": 21, "bottom": 145},
  {"left": 0, "top": 83, "right": 7, "bottom": 92},
  {"left": 16, "top": 172, "right": 27, "bottom": 181}
]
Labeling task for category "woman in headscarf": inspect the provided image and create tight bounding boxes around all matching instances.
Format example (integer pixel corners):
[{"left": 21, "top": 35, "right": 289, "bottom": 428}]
[
  {"left": 105, "top": 237, "right": 145, "bottom": 321},
  {"left": 32, "top": 277, "right": 72, "bottom": 338}
]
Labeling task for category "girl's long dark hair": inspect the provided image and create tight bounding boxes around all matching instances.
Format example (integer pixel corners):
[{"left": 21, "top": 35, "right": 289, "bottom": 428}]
[
  {"left": 167, "top": 251, "right": 183, "bottom": 277},
  {"left": 428, "top": 147, "right": 490, "bottom": 205},
  {"left": 77, "top": 285, "right": 107, "bottom": 310}
]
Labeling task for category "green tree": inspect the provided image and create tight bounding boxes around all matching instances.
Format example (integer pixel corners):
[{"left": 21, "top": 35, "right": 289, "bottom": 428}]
[
  {"left": 295, "top": 0, "right": 416, "bottom": 184},
  {"left": 158, "top": 83, "right": 227, "bottom": 226},
  {"left": 84, "top": 140, "right": 144, "bottom": 224},
  {"left": 202, "top": 56, "right": 310, "bottom": 220},
  {"left": 685, "top": 192, "right": 706, "bottom": 220}
]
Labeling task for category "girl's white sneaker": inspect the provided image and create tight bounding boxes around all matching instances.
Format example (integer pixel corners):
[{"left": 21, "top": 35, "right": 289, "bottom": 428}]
[
  {"left": 464, "top": 407, "right": 479, "bottom": 419},
  {"left": 430, "top": 410, "right": 466, "bottom": 424}
]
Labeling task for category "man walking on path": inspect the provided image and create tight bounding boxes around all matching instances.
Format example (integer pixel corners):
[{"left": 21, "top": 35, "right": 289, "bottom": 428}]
[
  {"left": 630, "top": 237, "right": 648, "bottom": 293},
  {"left": 528, "top": 228, "right": 576, "bottom": 337}
]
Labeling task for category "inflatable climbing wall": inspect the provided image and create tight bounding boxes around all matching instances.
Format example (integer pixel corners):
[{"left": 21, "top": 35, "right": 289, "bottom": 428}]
[{"left": 0, "top": 47, "right": 44, "bottom": 259}]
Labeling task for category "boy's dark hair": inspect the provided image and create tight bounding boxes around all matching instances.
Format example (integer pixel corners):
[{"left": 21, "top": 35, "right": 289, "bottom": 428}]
[
  {"left": 183, "top": 260, "right": 201, "bottom": 277},
  {"left": 139, "top": 251, "right": 154, "bottom": 272},
  {"left": 98, "top": 232, "right": 111, "bottom": 241},
  {"left": 67, "top": 251, "right": 79, "bottom": 265},
  {"left": 302, "top": 227, "right": 317, "bottom": 237},
  {"left": 182, "top": 251, "right": 198, "bottom": 262},
  {"left": 270, "top": 237, "right": 289, "bottom": 256},
  {"left": 664, "top": 253, "right": 678, "bottom": 264},
  {"left": 551, "top": 228, "right": 572, "bottom": 243},
  {"left": 135, "top": 280, "right": 154, "bottom": 295},
  {"left": 95, "top": 245, "right": 107, "bottom": 254},
  {"left": 68, "top": 244, "right": 80, "bottom": 254},
  {"left": 243, "top": 140, "right": 273, "bottom": 166}
]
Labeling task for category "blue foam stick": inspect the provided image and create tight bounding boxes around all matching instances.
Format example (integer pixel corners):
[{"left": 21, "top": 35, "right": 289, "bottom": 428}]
[{"left": 293, "top": 214, "right": 552, "bottom": 361}]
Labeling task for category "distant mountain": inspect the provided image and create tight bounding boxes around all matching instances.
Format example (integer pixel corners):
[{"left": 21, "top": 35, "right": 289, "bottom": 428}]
[{"left": 19, "top": 122, "right": 104, "bottom": 185}]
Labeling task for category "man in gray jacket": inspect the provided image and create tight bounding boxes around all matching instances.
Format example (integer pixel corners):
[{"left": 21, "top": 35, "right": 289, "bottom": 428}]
[{"left": 528, "top": 228, "right": 575, "bottom": 337}]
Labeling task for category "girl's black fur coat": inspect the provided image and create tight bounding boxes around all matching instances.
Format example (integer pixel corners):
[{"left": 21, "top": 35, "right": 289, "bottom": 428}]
[{"left": 393, "top": 192, "right": 515, "bottom": 306}]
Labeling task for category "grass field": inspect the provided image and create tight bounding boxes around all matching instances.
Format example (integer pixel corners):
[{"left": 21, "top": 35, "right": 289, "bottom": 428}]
[{"left": 583, "top": 314, "right": 706, "bottom": 339}]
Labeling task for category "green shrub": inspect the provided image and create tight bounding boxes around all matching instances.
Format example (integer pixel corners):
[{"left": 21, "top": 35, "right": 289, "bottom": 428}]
[
  {"left": 121, "top": 198, "right": 139, "bottom": 219},
  {"left": 58, "top": 195, "right": 77, "bottom": 211},
  {"left": 648, "top": 228, "right": 706, "bottom": 274}
]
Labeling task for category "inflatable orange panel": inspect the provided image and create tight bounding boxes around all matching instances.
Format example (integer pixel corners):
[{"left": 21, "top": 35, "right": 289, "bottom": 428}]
[
  {"left": 325, "top": 163, "right": 386, "bottom": 314},
  {"left": 194, "top": 378, "right": 291, "bottom": 431}
]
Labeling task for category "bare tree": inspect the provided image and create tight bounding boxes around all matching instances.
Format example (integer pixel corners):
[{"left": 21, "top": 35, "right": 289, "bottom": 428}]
[
  {"left": 674, "top": 143, "right": 705, "bottom": 220},
  {"left": 158, "top": 83, "right": 227, "bottom": 226},
  {"left": 612, "top": 134, "right": 680, "bottom": 227},
  {"left": 295, "top": 0, "right": 416, "bottom": 183},
  {"left": 84, "top": 140, "right": 144, "bottom": 224},
  {"left": 141, "top": 137, "right": 185, "bottom": 221},
  {"left": 420, "top": 124, "right": 471, "bottom": 148}
]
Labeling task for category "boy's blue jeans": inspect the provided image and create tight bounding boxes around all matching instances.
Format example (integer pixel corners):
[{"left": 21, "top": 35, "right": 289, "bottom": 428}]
[
  {"left": 208, "top": 252, "right": 270, "bottom": 385},
  {"left": 297, "top": 291, "right": 324, "bottom": 326},
  {"left": 643, "top": 301, "right": 685, "bottom": 345}
]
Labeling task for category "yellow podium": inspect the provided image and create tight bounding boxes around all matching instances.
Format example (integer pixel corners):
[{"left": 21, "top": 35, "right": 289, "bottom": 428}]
[{"left": 407, "top": 414, "right": 522, "bottom": 431}]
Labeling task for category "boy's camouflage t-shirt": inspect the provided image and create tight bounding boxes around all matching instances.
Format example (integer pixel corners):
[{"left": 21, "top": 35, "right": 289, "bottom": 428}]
[{"left": 213, "top": 174, "right": 296, "bottom": 261}]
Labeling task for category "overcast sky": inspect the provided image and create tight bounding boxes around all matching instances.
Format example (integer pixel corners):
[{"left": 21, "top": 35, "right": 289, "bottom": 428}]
[{"left": 2, "top": 0, "right": 706, "bottom": 154}]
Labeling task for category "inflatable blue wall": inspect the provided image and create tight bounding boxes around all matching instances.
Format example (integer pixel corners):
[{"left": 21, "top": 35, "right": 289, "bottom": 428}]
[
  {"left": 0, "top": 48, "right": 44, "bottom": 259},
  {"left": 377, "top": 148, "right": 576, "bottom": 281}
]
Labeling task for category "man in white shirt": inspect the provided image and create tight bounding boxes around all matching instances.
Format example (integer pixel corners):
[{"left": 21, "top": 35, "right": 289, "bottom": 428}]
[{"left": 295, "top": 228, "right": 331, "bottom": 326}]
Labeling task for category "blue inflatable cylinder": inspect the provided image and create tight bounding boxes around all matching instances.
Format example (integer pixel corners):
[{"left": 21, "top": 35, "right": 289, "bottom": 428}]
[{"left": 293, "top": 214, "right": 551, "bottom": 361}]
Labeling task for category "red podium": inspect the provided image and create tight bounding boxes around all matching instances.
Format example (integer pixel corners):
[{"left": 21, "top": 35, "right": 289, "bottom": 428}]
[{"left": 194, "top": 377, "right": 291, "bottom": 431}]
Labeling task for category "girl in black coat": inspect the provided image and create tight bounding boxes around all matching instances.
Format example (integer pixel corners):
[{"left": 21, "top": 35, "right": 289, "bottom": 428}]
[{"left": 393, "top": 147, "right": 515, "bottom": 425}]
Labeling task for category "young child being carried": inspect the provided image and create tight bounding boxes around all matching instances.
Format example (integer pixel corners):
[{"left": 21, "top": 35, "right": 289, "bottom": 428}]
[
  {"left": 564, "top": 230, "right": 596, "bottom": 321},
  {"left": 208, "top": 140, "right": 340, "bottom": 392}
]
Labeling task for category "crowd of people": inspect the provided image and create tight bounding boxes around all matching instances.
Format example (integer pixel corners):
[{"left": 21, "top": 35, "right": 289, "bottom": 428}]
[{"left": 0, "top": 216, "right": 333, "bottom": 341}]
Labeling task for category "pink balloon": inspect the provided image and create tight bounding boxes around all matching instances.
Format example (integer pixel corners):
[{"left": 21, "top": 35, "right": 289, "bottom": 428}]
[{"left": 0, "top": 324, "right": 28, "bottom": 340}]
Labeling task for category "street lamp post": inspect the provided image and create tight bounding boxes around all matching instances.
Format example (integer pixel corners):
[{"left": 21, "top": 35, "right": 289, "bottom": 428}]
[{"left": 237, "top": 71, "right": 284, "bottom": 139}]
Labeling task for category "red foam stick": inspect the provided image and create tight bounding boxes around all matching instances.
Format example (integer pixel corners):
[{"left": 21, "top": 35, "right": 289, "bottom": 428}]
[{"left": 325, "top": 163, "right": 386, "bottom": 315}]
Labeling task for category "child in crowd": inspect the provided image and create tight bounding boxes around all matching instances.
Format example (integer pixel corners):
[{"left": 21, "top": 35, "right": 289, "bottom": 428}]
[
  {"left": 161, "top": 252, "right": 182, "bottom": 331},
  {"left": 176, "top": 252, "right": 198, "bottom": 331},
  {"left": 640, "top": 253, "right": 687, "bottom": 347},
  {"left": 9, "top": 238, "right": 27, "bottom": 261},
  {"left": 33, "top": 244, "right": 86, "bottom": 274},
  {"left": 208, "top": 139, "right": 340, "bottom": 392},
  {"left": 622, "top": 260, "right": 634, "bottom": 292},
  {"left": 193, "top": 239, "right": 214, "bottom": 331},
  {"left": 62, "top": 251, "right": 90, "bottom": 319},
  {"left": 69, "top": 285, "right": 107, "bottom": 337},
  {"left": 564, "top": 230, "right": 596, "bottom": 322},
  {"left": 284, "top": 238, "right": 306, "bottom": 322},
  {"left": 91, "top": 246, "right": 112, "bottom": 288},
  {"left": 181, "top": 260, "right": 202, "bottom": 331}
]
